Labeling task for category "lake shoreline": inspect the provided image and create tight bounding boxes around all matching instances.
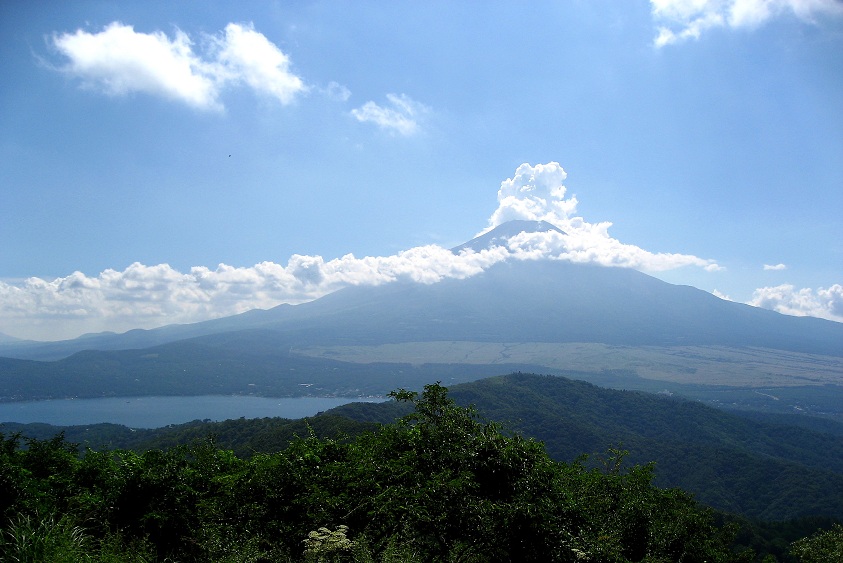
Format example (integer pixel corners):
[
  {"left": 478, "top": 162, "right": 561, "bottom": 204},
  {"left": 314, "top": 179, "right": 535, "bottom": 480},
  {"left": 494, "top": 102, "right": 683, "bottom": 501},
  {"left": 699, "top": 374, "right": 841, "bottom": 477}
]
[{"left": 0, "top": 395, "right": 386, "bottom": 429}]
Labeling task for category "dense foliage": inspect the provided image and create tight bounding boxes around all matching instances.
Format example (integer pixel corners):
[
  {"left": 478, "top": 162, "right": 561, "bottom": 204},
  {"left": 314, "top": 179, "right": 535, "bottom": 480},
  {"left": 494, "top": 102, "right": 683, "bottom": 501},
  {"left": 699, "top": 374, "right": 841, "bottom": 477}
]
[
  {"left": 444, "top": 374, "right": 843, "bottom": 521},
  {"left": 789, "top": 523, "right": 843, "bottom": 562},
  {"left": 0, "top": 383, "right": 759, "bottom": 562},
  {"left": 1, "top": 415, "right": 379, "bottom": 460}
]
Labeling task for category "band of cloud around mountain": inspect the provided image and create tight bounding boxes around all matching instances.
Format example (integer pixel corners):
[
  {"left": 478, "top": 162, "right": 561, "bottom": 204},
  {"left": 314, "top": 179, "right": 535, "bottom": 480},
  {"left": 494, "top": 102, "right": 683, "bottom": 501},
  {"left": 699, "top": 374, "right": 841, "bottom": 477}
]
[{"left": 1, "top": 162, "right": 840, "bottom": 341}]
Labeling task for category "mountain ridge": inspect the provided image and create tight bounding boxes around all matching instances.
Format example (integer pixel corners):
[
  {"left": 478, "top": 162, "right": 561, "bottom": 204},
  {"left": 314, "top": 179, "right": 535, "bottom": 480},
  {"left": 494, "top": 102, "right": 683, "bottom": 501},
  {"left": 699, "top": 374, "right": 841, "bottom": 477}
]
[{"left": 1, "top": 220, "right": 839, "bottom": 361}]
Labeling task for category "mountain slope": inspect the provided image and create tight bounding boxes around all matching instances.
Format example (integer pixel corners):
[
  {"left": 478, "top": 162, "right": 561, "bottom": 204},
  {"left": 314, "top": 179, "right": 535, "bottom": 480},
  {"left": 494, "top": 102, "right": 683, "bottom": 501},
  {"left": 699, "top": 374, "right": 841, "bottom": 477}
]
[
  {"left": 259, "top": 259, "right": 841, "bottom": 354},
  {"left": 2, "top": 220, "right": 840, "bottom": 361}
]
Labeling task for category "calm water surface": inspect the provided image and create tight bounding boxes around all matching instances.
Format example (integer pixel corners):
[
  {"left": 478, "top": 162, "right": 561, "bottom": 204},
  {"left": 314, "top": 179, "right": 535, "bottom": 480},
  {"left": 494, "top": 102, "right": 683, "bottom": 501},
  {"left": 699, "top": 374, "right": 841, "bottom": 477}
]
[{"left": 0, "top": 395, "right": 384, "bottom": 428}]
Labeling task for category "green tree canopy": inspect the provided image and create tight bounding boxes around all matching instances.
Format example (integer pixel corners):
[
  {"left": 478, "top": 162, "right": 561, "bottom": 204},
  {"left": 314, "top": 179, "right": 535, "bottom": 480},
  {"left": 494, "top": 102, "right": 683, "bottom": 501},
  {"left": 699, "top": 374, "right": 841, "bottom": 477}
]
[{"left": 1, "top": 383, "right": 757, "bottom": 562}]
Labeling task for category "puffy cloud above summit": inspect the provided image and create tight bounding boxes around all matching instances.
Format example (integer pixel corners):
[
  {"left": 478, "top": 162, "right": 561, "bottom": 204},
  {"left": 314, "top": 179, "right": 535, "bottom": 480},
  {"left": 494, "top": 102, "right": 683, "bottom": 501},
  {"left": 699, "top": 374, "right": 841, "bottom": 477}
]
[
  {"left": 487, "top": 162, "right": 578, "bottom": 228},
  {"left": 651, "top": 0, "right": 843, "bottom": 46},
  {"left": 50, "top": 22, "right": 306, "bottom": 110},
  {"left": 482, "top": 162, "right": 722, "bottom": 272}
]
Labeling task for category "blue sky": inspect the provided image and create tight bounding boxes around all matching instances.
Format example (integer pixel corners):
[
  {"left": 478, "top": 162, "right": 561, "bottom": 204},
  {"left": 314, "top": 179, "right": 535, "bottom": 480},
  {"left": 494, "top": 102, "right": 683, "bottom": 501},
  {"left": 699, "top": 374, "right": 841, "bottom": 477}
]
[{"left": 1, "top": 0, "right": 841, "bottom": 341}]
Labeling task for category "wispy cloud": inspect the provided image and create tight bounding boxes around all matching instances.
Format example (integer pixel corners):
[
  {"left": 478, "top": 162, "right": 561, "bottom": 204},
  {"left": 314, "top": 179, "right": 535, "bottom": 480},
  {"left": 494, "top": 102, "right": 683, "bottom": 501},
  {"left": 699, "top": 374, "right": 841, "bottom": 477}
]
[
  {"left": 49, "top": 22, "right": 306, "bottom": 110},
  {"left": 350, "top": 93, "right": 428, "bottom": 135},
  {"left": 763, "top": 263, "right": 787, "bottom": 271},
  {"left": 0, "top": 162, "right": 731, "bottom": 340},
  {"left": 650, "top": 0, "right": 843, "bottom": 47},
  {"left": 321, "top": 81, "right": 351, "bottom": 102},
  {"left": 749, "top": 283, "right": 843, "bottom": 322}
]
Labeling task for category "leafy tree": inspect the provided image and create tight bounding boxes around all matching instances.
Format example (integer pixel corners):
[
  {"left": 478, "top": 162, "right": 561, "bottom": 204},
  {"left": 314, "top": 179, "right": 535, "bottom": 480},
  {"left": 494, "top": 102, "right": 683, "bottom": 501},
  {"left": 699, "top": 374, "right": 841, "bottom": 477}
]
[{"left": 790, "top": 523, "right": 843, "bottom": 562}]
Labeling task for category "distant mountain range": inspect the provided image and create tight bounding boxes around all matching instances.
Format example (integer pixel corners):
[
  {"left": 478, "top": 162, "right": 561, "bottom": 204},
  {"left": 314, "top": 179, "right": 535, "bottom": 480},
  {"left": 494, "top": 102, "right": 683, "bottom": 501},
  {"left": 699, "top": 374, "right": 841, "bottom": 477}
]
[
  {"left": 0, "top": 331, "right": 22, "bottom": 344},
  {"left": 0, "top": 220, "right": 841, "bottom": 407}
]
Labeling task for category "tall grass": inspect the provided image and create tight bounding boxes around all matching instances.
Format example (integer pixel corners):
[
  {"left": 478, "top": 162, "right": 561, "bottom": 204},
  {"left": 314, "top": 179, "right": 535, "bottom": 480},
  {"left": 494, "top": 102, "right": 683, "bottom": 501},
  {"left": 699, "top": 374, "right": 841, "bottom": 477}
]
[
  {"left": 0, "top": 513, "right": 90, "bottom": 563},
  {"left": 0, "top": 513, "right": 158, "bottom": 563}
]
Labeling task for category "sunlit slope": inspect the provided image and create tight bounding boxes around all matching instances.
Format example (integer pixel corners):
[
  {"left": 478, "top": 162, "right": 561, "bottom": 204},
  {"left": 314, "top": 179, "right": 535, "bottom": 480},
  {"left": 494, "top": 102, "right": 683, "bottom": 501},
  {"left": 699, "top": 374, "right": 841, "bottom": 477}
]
[{"left": 257, "top": 259, "right": 841, "bottom": 354}]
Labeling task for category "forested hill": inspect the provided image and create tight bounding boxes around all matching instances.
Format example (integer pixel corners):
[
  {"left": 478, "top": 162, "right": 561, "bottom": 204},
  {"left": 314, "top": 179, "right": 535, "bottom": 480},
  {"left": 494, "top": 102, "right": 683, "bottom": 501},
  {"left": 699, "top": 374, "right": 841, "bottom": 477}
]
[
  {"left": 2, "top": 383, "right": 772, "bottom": 562},
  {"left": 6, "top": 373, "right": 843, "bottom": 520},
  {"left": 329, "top": 373, "right": 843, "bottom": 521},
  {"left": 0, "top": 414, "right": 379, "bottom": 459},
  {"left": 8, "top": 372, "right": 843, "bottom": 523},
  {"left": 0, "top": 373, "right": 843, "bottom": 560}
]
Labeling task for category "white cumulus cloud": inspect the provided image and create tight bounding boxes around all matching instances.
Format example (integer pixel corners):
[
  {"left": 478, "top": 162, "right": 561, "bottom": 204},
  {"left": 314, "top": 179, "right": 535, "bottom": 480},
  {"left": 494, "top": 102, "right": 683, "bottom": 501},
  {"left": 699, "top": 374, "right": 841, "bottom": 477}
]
[
  {"left": 350, "top": 93, "right": 428, "bottom": 135},
  {"left": 0, "top": 246, "right": 508, "bottom": 341},
  {"left": 50, "top": 21, "right": 306, "bottom": 110},
  {"left": 481, "top": 162, "right": 723, "bottom": 272},
  {"left": 763, "top": 263, "right": 788, "bottom": 271},
  {"left": 651, "top": 0, "right": 843, "bottom": 47},
  {"left": 749, "top": 283, "right": 843, "bottom": 322},
  {"left": 210, "top": 23, "right": 306, "bottom": 105}
]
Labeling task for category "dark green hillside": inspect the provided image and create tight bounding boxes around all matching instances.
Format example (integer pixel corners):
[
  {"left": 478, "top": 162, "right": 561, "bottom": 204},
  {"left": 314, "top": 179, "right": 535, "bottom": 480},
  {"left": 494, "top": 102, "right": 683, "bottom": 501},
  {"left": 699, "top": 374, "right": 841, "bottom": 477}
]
[
  {"left": 727, "top": 409, "right": 843, "bottom": 437},
  {"left": 0, "top": 384, "right": 754, "bottom": 562},
  {"left": 445, "top": 374, "right": 843, "bottom": 520},
  {"left": 7, "top": 372, "right": 842, "bottom": 523},
  {"left": 1, "top": 414, "right": 376, "bottom": 458},
  {"left": 324, "top": 374, "right": 843, "bottom": 521},
  {"left": 449, "top": 374, "right": 843, "bottom": 473}
]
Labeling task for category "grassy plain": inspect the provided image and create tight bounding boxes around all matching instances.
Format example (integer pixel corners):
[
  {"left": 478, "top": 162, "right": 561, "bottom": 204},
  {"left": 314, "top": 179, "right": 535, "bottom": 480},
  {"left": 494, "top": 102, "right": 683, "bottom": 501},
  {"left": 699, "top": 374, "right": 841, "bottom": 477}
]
[
  {"left": 293, "top": 341, "right": 843, "bottom": 388},
  {"left": 294, "top": 342, "right": 843, "bottom": 418}
]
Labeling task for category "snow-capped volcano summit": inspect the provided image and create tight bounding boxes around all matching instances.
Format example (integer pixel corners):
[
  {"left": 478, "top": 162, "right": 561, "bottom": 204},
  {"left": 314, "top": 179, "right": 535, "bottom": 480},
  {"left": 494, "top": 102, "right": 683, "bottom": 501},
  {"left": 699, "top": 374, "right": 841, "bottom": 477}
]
[{"left": 451, "top": 220, "right": 566, "bottom": 254}]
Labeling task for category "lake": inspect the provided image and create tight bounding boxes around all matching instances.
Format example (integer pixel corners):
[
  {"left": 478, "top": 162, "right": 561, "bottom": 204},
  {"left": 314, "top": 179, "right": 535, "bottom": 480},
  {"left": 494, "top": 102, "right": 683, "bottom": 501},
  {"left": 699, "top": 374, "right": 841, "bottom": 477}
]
[{"left": 0, "top": 395, "right": 385, "bottom": 429}]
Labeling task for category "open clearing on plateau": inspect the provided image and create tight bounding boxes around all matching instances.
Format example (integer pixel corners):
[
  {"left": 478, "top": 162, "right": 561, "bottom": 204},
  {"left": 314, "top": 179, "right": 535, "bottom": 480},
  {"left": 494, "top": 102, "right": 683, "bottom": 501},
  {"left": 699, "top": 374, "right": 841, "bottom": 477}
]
[{"left": 294, "top": 342, "right": 843, "bottom": 388}]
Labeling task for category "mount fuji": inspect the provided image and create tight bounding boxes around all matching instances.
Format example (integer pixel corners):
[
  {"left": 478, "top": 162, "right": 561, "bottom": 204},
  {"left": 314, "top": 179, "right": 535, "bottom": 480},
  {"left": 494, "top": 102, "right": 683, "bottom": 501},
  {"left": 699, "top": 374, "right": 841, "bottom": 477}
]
[{"left": 0, "top": 220, "right": 840, "bottom": 404}]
